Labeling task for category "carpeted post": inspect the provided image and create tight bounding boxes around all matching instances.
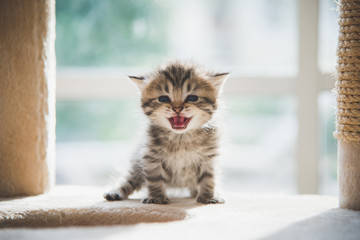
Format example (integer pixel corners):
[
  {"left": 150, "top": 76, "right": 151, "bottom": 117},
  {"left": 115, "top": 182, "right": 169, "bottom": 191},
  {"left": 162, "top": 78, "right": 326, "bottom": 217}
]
[
  {"left": 0, "top": 0, "right": 56, "bottom": 197},
  {"left": 335, "top": 0, "right": 360, "bottom": 210}
]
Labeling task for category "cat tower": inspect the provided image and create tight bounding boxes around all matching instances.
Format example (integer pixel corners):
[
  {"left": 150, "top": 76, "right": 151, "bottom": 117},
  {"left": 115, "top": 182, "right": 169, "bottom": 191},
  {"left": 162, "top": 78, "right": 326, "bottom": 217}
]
[
  {"left": 335, "top": 0, "right": 360, "bottom": 210},
  {"left": 0, "top": 0, "right": 55, "bottom": 197},
  {"left": 1, "top": 0, "right": 360, "bottom": 237}
]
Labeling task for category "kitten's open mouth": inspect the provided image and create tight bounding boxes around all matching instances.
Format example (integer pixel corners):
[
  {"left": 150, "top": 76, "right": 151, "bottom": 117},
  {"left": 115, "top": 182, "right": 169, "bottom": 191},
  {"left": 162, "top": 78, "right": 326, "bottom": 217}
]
[{"left": 168, "top": 116, "right": 191, "bottom": 130}]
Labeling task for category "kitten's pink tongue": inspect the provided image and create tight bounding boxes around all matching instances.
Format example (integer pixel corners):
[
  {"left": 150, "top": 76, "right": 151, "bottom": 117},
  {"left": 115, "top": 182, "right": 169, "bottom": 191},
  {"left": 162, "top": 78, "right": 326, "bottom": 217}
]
[
  {"left": 169, "top": 116, "right": 191, "bottom": 129},
  {"left": 173, "top": 116, "right": 186, "bottom": 127}
]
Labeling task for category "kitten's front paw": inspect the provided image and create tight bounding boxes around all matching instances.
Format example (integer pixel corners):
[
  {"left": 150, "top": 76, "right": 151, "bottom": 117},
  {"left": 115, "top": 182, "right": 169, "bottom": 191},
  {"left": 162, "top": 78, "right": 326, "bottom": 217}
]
[
  {"left": 142, "top": 197, "right": 170, "bottom": 204},
  {"left": 196, "top": 196, "right": 225, "bottom": 204},
  {"left": 103, "top": 190, "right": 125, "bottom": 201}
]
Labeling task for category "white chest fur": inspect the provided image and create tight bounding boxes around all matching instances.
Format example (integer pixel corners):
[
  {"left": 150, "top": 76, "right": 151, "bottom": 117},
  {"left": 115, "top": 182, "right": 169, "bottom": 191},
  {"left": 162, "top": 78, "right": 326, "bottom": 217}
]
[{"left": 164, "top": 149, "right": 203, "bottom": 187}]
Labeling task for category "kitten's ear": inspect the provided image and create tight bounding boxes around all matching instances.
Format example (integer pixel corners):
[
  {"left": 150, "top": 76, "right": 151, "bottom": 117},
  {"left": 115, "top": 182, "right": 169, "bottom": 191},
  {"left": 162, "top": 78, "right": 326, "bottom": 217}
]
[
  {"left": 209, "top": 72, "right": 229, "bottom": 93},
  {"left": 128, "top": 75, "right": 147, "bottom": 92}
]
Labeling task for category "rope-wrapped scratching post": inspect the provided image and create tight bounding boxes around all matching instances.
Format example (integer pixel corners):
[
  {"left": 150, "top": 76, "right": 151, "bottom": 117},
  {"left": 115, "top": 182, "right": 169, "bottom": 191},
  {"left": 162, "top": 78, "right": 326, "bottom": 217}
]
[
  {"left": 335, "top": 0, "right": 360, "bottom": 210},
  {"left": 0, "top": 0, "right": 56, "bottom": 197}
]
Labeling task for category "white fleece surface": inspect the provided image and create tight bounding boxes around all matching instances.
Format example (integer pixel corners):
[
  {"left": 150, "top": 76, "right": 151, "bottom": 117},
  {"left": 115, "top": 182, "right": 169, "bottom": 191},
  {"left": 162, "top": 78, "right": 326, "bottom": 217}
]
[{"left": 0, "top": 186, "right": 359, "bottom": 240}]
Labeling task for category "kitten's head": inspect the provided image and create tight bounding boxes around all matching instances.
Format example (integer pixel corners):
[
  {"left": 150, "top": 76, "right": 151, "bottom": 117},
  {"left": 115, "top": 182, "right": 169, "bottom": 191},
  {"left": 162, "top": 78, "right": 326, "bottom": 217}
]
[{"left": 129, "top": 62, "right": 228, "bottom": 133}]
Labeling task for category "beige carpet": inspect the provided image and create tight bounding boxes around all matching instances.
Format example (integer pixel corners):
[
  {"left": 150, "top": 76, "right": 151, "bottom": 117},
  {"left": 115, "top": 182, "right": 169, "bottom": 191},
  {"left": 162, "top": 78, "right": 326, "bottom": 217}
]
[{"left": 1, "top": 186, "right": 360, "bottom": 240}]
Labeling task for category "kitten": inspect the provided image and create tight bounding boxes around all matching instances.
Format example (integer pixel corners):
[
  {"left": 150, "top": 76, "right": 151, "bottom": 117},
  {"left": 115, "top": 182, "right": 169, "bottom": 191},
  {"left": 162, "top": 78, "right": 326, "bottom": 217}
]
[{"left": 104, "top": 62, "right": 228, "bottom": 204}]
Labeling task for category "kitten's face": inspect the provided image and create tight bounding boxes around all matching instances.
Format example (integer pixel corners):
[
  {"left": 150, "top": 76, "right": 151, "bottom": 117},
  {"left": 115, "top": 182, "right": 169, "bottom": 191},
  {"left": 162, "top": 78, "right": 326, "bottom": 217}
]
[{"left": 130, "top": 64, "right": 228, "bottom": 133}]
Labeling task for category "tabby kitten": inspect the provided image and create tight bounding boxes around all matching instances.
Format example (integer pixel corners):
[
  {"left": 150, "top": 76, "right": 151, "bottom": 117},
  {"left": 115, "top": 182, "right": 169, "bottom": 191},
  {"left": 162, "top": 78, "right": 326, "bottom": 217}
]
[{"left": 104, "top": 62, "right": 228, "bottom": 204}]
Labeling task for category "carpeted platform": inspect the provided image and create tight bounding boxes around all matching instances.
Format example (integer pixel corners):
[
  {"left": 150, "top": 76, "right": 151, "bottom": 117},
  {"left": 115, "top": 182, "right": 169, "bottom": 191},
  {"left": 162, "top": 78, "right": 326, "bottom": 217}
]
[{"left": 1, "top": 186, "right": 360, "bottom": 240}]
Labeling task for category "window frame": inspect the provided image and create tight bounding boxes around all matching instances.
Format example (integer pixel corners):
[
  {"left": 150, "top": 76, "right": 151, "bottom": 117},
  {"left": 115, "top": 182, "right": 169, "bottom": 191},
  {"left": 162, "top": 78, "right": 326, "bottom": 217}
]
[{"left": 56, "top": 0, "right": 335, "bottom": 194}]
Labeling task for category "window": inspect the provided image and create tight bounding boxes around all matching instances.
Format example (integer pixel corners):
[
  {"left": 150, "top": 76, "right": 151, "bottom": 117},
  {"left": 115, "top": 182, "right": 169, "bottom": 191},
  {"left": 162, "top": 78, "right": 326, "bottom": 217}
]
[
  {"left": 56, "top": 0, "right": 337, "bottom": 194},
  {"left": 318, "top": 0, "right": 338, "bottom": 194}
]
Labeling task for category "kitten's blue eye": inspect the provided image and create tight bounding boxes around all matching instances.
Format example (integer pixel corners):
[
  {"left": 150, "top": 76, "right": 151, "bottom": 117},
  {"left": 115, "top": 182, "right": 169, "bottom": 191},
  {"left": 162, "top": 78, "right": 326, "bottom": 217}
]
[
  {"left": 185, "top": 95, "right": 199, "bottom": 102},
  {"left": 158, "top": 96, "right": 171, "bottom": 103}
]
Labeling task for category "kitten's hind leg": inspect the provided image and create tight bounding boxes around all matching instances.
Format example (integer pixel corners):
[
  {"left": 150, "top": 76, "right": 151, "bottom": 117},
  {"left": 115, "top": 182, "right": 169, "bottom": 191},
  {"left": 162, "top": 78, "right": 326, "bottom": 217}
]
[{"left": 104, "top": 162, "right": 144, "bottom": 201}]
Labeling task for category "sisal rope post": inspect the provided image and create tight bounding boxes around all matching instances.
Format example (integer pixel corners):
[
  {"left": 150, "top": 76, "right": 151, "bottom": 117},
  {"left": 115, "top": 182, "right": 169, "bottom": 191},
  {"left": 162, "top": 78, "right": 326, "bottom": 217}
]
[
  {"left": 335, "top": 0, "right": 360, "bottom": 210},
  {"left": 0, "top": 0, "right": 56, "bottom": 197}
]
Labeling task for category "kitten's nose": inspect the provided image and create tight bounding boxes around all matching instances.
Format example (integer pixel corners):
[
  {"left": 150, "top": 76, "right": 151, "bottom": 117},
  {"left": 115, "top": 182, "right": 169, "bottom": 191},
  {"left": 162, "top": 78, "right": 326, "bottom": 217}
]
[{"left": 172, "top": 107, "right": 183, "bottom": 114}]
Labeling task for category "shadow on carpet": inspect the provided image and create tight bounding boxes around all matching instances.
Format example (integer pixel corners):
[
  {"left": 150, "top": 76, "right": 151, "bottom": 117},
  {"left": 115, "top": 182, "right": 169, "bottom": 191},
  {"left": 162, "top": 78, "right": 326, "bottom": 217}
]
[
  {"left": 0, "top": 186, "right": 199, "bottom": 228},
  {"left": 264, "top": 208, "right": 360, "bottom": 240}
]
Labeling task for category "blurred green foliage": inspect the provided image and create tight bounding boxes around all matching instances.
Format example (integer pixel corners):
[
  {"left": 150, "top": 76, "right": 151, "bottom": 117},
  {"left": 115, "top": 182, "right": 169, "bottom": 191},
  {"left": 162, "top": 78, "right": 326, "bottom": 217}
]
[
  {"left": 224, "top": 95, "right": 293, "bottom": 115},
  {"left": 56, "top": 100, "right": 142, "bottom": 141},
  {"left": 56, "top": 0, "right": 169, "bottom": 67}
]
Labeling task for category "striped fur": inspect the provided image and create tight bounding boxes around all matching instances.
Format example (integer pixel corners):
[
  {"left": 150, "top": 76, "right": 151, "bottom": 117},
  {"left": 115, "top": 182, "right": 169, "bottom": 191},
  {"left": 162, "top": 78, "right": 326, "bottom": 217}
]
[{"left": 104, "top": 62, "right": 228, "bottom": 204}]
